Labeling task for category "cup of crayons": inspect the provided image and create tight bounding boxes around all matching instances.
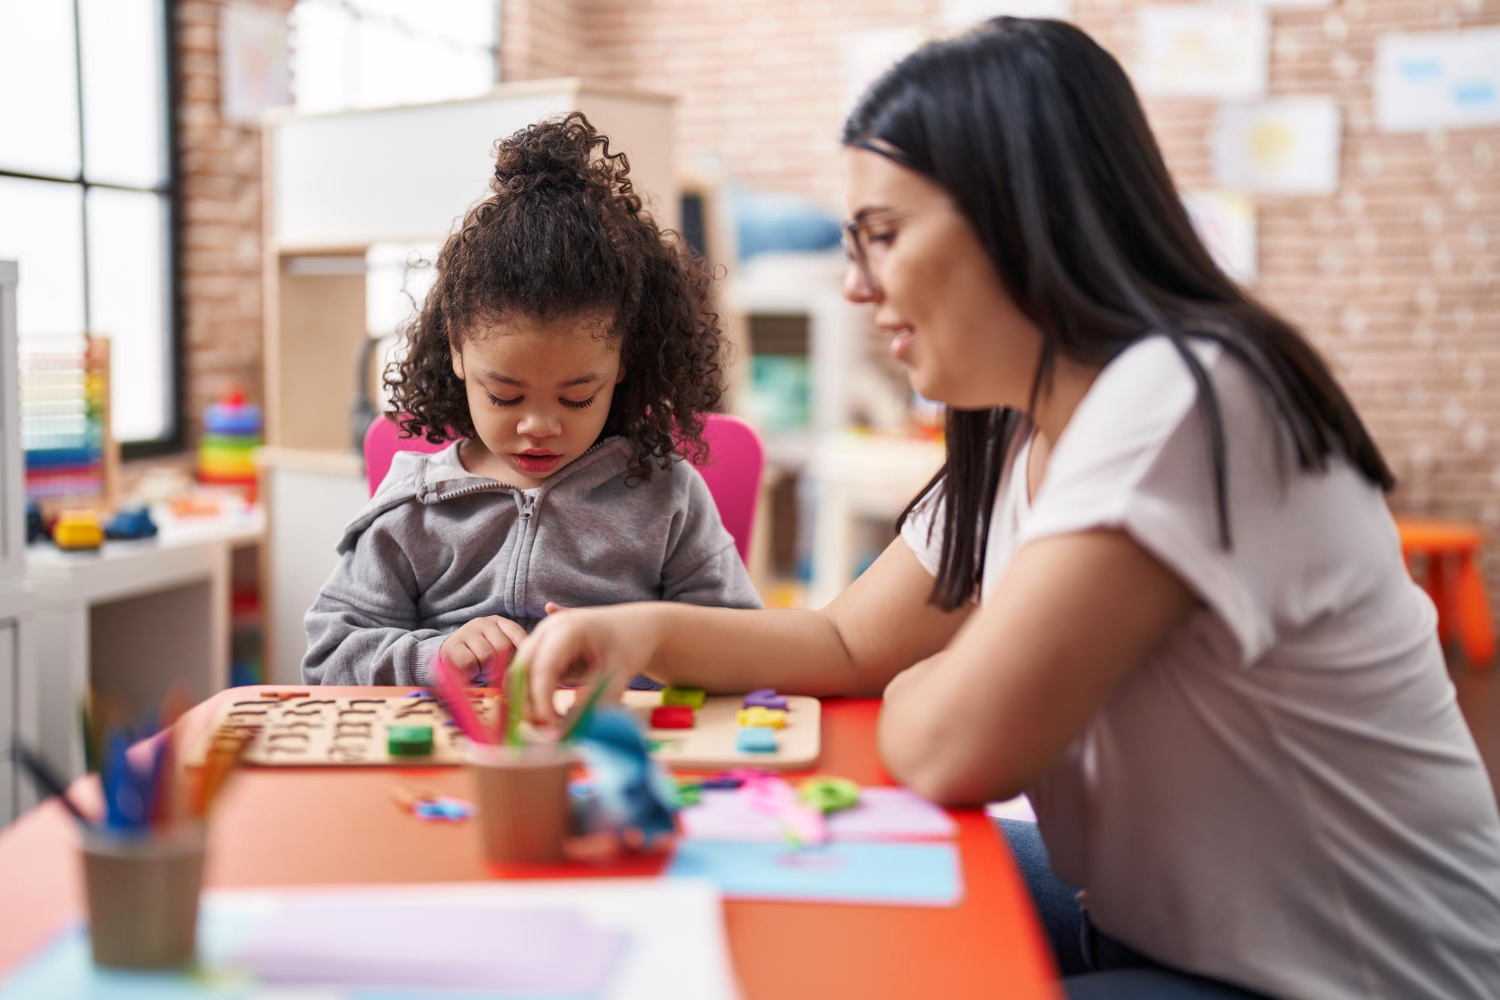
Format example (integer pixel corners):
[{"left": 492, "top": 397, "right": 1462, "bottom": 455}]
[
  {"left": 430, "top": 653, "right": 609, "bottom": 865},
  {"left": 13, "top": 690, "right": 254, "bottom": 969}
]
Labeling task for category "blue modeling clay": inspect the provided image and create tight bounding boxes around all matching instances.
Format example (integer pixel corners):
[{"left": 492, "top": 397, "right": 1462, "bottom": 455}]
[{"left": 576, "top": 708, "right": 678, "bottom": 844}]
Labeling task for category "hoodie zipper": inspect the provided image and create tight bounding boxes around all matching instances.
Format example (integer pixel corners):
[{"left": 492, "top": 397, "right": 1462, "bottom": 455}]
[{"left": 509, "top": 490, "right": 540, "bottom": 612}]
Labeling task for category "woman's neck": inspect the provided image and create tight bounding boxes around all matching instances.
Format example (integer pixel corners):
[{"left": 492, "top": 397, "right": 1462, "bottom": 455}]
[{"left": 1026, "top": 356, "right": 1102, "bottom": 489}]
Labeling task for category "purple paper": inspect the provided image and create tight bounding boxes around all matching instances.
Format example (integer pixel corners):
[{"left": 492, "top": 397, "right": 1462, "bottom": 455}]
[
  {"left": 232, "top": 896, "right": 627, "bottom": 993},
  {"left": 680, "top": 786, "right": 957, "bottom": 842}
]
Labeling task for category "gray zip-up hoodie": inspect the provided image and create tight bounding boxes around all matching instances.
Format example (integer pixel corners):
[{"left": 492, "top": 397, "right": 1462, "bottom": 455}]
[{"left": 302, "top": 436, "right": 761, "bottom": 687}]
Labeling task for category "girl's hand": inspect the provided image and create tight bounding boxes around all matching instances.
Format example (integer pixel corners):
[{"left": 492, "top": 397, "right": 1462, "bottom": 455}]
[
  {"left": 519, "top": 603, "right": 661, "bottom": 725},
  {"left": 439, "top": 615, "right": 530, "bottom": 680}
]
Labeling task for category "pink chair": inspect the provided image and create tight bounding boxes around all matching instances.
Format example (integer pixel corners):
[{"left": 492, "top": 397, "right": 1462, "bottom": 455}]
[
  {"left": 363, "top": 416, "right": 445, "bottom": 496},
  {"left": 362, "top": 413, "right": 764, "bottom": 565}
]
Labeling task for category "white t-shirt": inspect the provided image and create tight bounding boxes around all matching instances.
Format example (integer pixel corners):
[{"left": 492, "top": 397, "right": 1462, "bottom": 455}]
[{"left": 902, "top": 336, "right": 1500, "bottom": 999}]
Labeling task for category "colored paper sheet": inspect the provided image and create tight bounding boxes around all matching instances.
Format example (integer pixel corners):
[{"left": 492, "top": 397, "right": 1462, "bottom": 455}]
[
  {"left": 1137, "top": 5, "right": 1268, "bottom": 100},
  {"left": 1376, "top": 28, "right": 1500, "bottom": 132},
  {"left": 233, "top": 897, "right": 625, "bottom": 992},
  {"left": 1212, "top": 98, "right": 1341, "bottom": 195},
  {"left": 667, "top": 841, "right": 965, "bottom": 907},
  {"left": 0, "top": 880, "right": 737, "bottom": 1000},
  {"left": 679, "top": 786, "right": 957, "bottom": 842}
]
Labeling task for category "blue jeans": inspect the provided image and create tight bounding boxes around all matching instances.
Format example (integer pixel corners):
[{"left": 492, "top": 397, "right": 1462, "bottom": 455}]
[{"left": 996, "top": 819, "right": 1271, "bottom": 999}]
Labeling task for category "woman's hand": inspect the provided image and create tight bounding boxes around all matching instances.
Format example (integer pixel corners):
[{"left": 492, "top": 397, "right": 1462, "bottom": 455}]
[
  {"left": 518, "top": 603, "right": 664, "bottom": 725},
  {"left": 439, "top": 615, "right": 529, "bottom": 680}
]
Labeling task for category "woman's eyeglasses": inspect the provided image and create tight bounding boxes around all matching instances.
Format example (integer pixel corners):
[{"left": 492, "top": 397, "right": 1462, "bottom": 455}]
[{"left": 840, "top": 202, "right": 946, "bottom": 291}]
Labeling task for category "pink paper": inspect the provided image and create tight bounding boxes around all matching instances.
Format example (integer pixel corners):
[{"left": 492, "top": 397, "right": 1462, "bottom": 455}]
[
  {"left": 232, "top": 896, "right": 627, "bottom": 992},
  {"left": 680, "top": 786, "right": 956, "bottom": 842}
]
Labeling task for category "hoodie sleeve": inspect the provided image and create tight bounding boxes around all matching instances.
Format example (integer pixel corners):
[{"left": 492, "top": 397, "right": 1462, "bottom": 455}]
[
  {"left": 660, "top": 466, "right": 763, "bottom": 609},
  {"left": 301, "top": 511, "right": 451, "bottom": 687}
]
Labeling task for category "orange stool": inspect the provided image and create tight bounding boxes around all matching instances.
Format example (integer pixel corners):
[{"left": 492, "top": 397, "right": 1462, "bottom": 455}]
[{"left": 1397, "top": 519, "right": 1496, "bottom": 669}]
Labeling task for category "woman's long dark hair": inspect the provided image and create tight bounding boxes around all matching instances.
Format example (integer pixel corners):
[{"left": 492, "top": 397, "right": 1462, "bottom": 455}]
[{"left": 846, "top": 17, "right": 1394, "bottom": 610}]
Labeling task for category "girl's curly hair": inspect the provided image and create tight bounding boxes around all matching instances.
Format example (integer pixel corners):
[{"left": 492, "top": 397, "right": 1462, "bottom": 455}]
[{"left": 386, "top": 112, "right": 726, "bottom": 480}]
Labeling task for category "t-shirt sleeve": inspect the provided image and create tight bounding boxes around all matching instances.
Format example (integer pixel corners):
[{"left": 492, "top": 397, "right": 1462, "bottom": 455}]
[
  {"left": 899, "top": 483, "right": 945, "bottom": 580},
  {"left": 1016, "top": 338, "right": 1277, "bottom": 664}
]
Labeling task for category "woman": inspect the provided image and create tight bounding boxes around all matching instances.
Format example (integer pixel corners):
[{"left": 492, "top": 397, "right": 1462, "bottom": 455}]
[{"left": 515, "top": 18, "right": 1500, "bottom": 999}]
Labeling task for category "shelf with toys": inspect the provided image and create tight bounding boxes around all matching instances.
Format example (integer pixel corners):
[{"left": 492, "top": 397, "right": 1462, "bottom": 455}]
[{"left": 20, "top": 372, "right": 266, "bottom": 789}]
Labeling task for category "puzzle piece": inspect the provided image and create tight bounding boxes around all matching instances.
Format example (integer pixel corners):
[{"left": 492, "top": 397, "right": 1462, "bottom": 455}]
[
  {"left": 736, "top": 706, "right": 787, "bottom": 730},
  {"left": 387, "top": 725, "right": 434, "bottom": 756},
  {"left": 743, "top": 688, "right": 788, "bottom": 711},
  {"left": 800, "top": 776, "right": 860, "bottom": 813},
  {"left": 736, "top": 727, "right": 778, "bottom": 753},
  {"left": 661, "top": 687, "right": 706, "bottom": 709},
  {"left": 650, "top": 705, "right": 695, "bottom": 729},
  {"left": 414, "top": 797, "right": 474, "bottom": 821}
]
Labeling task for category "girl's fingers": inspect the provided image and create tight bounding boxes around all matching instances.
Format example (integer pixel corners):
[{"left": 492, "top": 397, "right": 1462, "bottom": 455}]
[
  {"left": 493, "top": 617, "right": 530, "bottom": 651},
  {"left": 462, "top": 636, "right": 495, "bottom": 678}
]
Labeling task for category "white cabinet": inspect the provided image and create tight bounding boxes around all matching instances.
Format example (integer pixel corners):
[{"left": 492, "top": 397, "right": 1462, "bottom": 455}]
[{"left": 0, "top": 263, "right": 35, "bottom": 826}]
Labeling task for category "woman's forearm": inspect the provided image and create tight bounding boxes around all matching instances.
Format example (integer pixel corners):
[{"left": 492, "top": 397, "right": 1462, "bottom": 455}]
[{"left": 640, "top": 603, "right": 870, "bottom": 696}]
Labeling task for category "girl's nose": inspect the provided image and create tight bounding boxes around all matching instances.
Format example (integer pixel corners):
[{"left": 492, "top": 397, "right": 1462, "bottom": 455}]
[{"left": 517, "top": 410, "right": 562, "bottom": 439}]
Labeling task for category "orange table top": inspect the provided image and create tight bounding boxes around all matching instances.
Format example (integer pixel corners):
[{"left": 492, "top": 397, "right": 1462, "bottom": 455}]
[{"left": 0, "top": 686, "right": 1058, "bottom": 999}]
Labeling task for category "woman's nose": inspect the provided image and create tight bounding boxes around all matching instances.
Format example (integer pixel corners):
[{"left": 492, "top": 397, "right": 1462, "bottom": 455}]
[{"left": 842, "top": 259, "right": 877, "bottom": 304}]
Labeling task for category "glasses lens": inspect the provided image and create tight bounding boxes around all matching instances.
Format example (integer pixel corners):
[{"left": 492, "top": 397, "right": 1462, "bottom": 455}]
[{"left": 844, "top": 225, "right": 875, "bottom": 289}]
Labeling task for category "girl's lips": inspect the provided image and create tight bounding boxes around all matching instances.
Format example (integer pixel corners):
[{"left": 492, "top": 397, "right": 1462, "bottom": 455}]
[
  {"left": 890, "top": 328, "right": 915, "bottom": 361},
  {"left": 512, "top": 452, "right": 561, "bottom": 473}
]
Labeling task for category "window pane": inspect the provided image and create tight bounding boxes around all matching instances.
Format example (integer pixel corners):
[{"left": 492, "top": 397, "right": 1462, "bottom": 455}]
[
  {"left": 0, "top": 178, "right": 85, "bottom": 338},
  {"left": 413, "top": 0, "right": 496, "bottom": 49},
  {"left": 290, "top": 1, "right": 356, "bottom": 113},
  {"left": 78, "top": 0, "right": 167, "bottom": 188},
  {"left": 0, "top": 0, "right": 81, "bottom": 177},
  {"left": 352, "top": 19, "right": 492, "bottom": 109},
  {"left": 358, "top": 0, "right": 496, "bottom": 48},
  {"left": 87, "top": 188, "right": 170, "bottom": 442}
]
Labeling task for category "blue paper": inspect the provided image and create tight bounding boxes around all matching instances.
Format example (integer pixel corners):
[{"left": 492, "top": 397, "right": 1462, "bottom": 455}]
[{"left": 666, "top": 841, "right": 964, "bottom": 907}]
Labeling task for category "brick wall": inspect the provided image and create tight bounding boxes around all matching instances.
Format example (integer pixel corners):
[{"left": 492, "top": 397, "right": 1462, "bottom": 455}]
[
  {"left": 166, "top": 2, "right": 1500, "bottom": 634},
  {"left": 551, "top": 0, "right": 1500, "bottom": 640},
  {"left": 500, "top": 0, "right": 586, "bottom": 82},
  {"left": 174, "top": 0, "right": 293, "bottom": 450}
]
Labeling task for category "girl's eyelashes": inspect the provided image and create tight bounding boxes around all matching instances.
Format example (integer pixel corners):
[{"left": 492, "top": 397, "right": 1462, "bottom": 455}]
[{"left": 484, "top": 391, "right": 597, "bottom": 410}]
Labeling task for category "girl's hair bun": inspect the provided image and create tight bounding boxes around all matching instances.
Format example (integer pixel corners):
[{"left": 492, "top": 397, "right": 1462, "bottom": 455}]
[{"left": 491, "top": 111, "right": 638, "bottom": 212}]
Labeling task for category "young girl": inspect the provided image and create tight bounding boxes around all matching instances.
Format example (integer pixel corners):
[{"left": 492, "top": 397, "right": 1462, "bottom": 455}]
[
  {"left": 510, "top": 19, "right": 1500, "bottom": 1000},
  {"left": 302, "top": 113, "right": 760, "bottom": 688}
]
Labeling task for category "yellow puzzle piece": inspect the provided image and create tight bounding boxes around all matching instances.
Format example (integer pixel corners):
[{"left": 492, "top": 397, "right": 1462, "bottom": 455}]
[{"left": 736, "top": 706, "right": 787, "bottom": 730}]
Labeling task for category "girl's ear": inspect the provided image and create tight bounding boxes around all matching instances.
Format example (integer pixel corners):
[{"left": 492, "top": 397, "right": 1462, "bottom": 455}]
[{"left": 450, "top": 343, "right": 465, "bottom": 381}]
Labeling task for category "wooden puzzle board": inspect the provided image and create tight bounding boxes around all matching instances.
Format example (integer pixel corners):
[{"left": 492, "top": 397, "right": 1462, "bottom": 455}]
[
  {"left": 187, "top": 694, "right": 500, "bottom": 767},
  {"left": 556, "top": 691, "right": 822, "bottom": 772},
  {"left": 190, "top": 692, "right": 821, "bottom": 771}
]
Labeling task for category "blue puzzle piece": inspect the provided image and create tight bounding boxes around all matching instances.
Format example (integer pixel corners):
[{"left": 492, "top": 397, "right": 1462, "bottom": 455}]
[{"left": 736, "top": 726, "right": 778, "bottom": 753}]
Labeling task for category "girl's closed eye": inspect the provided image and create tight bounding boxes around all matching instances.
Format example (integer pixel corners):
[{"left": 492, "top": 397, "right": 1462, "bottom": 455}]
[
  {"left": 562, "top": 395, "right": 597, "bottom": 409},
  {"left": 486, "top": 392, "right": 522, "bottom": 407}
]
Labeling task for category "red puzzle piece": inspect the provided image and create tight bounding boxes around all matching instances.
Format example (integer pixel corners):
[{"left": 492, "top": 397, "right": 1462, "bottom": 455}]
[{"left": 650, "top": 705, "right": 695, "bottom": 729}]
